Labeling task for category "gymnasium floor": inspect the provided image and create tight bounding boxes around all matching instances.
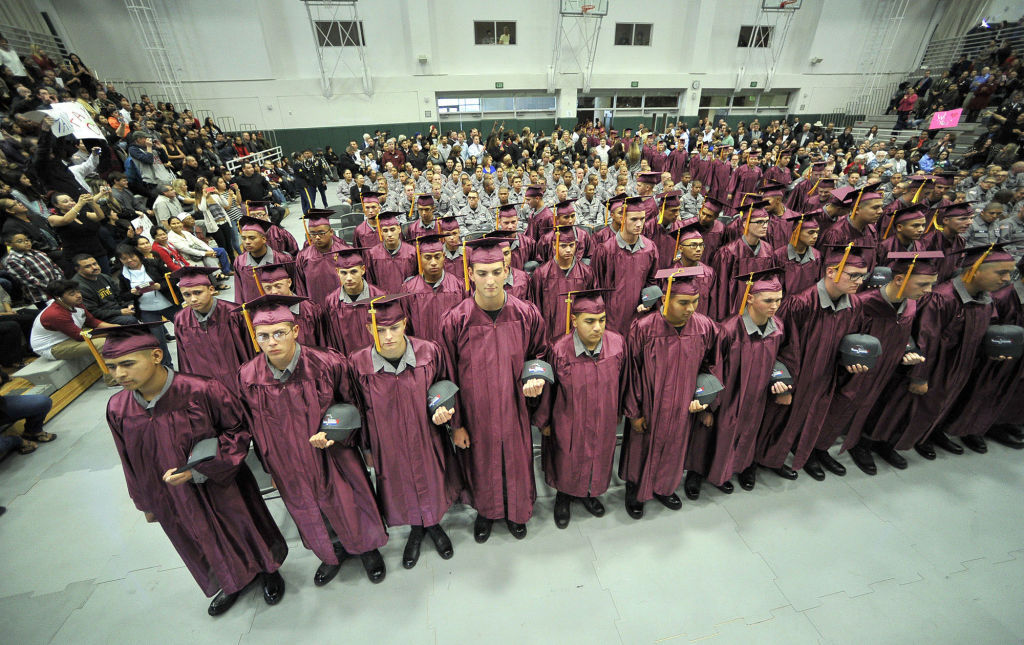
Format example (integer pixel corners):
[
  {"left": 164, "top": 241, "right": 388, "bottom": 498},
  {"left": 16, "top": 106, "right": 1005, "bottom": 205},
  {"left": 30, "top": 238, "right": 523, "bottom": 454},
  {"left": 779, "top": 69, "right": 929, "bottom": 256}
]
[{"left": 1, "top": 185, "right": 1022, "bottom": 645}]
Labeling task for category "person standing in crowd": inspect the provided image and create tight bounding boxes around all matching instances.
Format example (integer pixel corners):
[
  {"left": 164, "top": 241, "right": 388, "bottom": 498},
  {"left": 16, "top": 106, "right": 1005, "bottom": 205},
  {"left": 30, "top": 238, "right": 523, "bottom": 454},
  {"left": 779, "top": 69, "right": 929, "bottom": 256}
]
[
  {"left": 171, "top": 267, "right": 254, "bottom": 381},
  {"left": 591, "top": 197, "right": 659, "bottom": 333},
  {"left": 399, "top": 233, "right": 465, "bottom": 344},
  {"left": 294, "top": 210, "right": 350, "bottom": 303},
  {"left": 322, "top": 247, "right": 384, "bottom": 355}
]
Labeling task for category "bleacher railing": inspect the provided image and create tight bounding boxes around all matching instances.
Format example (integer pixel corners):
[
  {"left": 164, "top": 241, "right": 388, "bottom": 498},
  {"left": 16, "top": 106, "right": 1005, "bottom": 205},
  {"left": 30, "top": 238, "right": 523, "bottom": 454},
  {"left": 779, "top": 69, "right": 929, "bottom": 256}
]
[
  {"left": 226, "top": 146, "right": 283, "bottom": 173},
  {"left": 0, "top": 23, "right": 66, "bottom": 59},
  {"left": 920, "top": 23, "right": 1024, "bottom": 72}
]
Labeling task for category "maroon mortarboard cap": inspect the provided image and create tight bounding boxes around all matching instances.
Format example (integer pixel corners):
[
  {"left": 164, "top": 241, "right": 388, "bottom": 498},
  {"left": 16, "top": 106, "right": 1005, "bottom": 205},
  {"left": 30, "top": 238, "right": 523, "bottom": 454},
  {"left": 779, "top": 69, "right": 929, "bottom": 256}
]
[
  {"left": 239, "top": 214, "right": 271, "bottom": 234},
  {"left": 785, "top": 209, "right": 821, "bottom": 229},
  {"left": 550, "top": 224, "right": 578, "bottom": 241},
  {"left": 416, "top": 194, "right": 435, "bottom": 207},
  {"left": 823, "top": 243, "right": 873, "bottom": 269},
  {"left": 360, "top": 191, "right": 383, "bottom": 204},
  {"left": 761, "top": 181, "right": 787, "bottom": 198},
  {"left": 932, "top": 171, "right": 956, "bottom": 186},
  {"left": 811, "top": 161, "right": 827, "bottom": 172},
  {"left": 659, "top": 190, "right": 683, "bottom": 207},
  {"left": 243, "top": 294, "right": 308, "bottom": 326},
  {"left": 563, "top": 288, "right": 612, "bottom": 315},
  {"left": 676, "top": 220, "right": 705, "bottom": 242},
  {"left": 438, "top": 215, "right": 460, "bottom": 233},
  {"left": 888, "top": 251, "right": 944, "bottom": 276},
  {"left": 525, "top": 184, "right": 545, "bottom": 198},
  {"left": 171, "top": 266, "right": 218, "bottom": 287},
  {"left": 828, "top": 185, "right": 855, "bottom": 206},
  {"left": 610, "top": 129, "right": 618, "bottom": 135},
  {"left": 638, "top": 172, "right": 661, "bottom": 185},
  {"left": 497, "top": 203, "right": 520, "bottom": 218},
  {"left": 747, "top": 151, "right": 761, "bottom": 160},
  {"left": 92, "top": 321, "right": 165, "bottom": 358},
  {"left": 355, "top": 294, "right": 409, "bottom": 327},
  {"left": 465, "top": 237, "right": 508, "bottom": 265},
  {"left": 606, "top": 192, "right": 628, "bottom": 209},
  {"left": 655, "top": 266, "right": 703, "bottom": 296},
  {"left": 702, "top": 196, "right": 727, "bottom": 214},
  {"left": 377, "top": 211, "right": 402, "bottom": 228},
  {"left": 939, "top": 201, "right": 975, "bottom": 219},
  {"left": 254, "top": 261, "right": 294, "bottom": 284},
  {"left": 303, "top": 209, "right": 335, "bottom": 228},
  {"left": 623, "top": 195, "right": 648, "bottom": 211},
  {"left": 735, "top": 267, "right": 785, "bottom": 294},
  {"left": 415, "top": 233, "right": 445, "bottom": 254},
  {"left": 483, "top": 229, "right": 517, "bottom": 240},
  {"left": 952, "top": 242, "right": 1014, "bottom": 267},
  {"left": 331, "top": 247, "right": 368, "bottom": 268},
  {"left": 555, "top": 199, "right": 576, "bottom": 216},
  {"left": 892, "top": 203, "right": 929, "bottom": 224}
]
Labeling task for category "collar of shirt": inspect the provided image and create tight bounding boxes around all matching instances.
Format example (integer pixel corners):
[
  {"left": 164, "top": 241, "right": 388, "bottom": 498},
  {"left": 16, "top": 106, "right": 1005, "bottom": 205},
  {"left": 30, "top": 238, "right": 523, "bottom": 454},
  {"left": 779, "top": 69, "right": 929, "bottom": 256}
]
[
  {"left": 879, "top": 286, "right": 908, "bottom": 315},
  {"left": 267, "top": 344, "right": 301, "bottom": 382},
  {"left": 386, "top": 241, "right": 403, "bottom": 257},
  {"left": 742, "top": 237, "right": 762, "bottom": 255},
  {"left": 742, "top": 312, "right": 778, "bottom": 338},
  {"left": 371, "top": 339, "right": 417, "bottom": 374},
  {"left": 426, "top": 271, "right": 447, "bottom": 288},
  {"left": 504, "top": 270, "right": 515, "bottom": 287},
  {"left": 787, "top": 244, "right": 815, "bottom": 264},
  {"left": 615, "top": 231, "right": 645, "bottom": 253},
  {"left": 1014, "top": 280, "right": 1024, "bottom": 305},
  {"left": 952, "top": 275, "right": 993, "bottom": 305},
  {"left": 246, "top": 246, "right": 275, "bottom": 267},
  {"left": 816, "top": 279, "right": 851, "bottom": 311},
  {"left": 340, "top": 281, "right": 370, "bottom": 303},
  {"left": 193, "top": 298, "right": 218, "bottom": 323},
  {"left": 132, "top": 367, "right": 175, "bottom": 409},
  {"left": 572, "top": 331, "right": 602, "bottom": 358}
]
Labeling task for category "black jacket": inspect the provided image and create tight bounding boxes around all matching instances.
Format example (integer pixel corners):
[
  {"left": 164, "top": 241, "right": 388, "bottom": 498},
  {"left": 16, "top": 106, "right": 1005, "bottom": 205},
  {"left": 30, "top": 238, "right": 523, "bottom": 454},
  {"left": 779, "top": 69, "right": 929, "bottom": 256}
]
[
  {"left": 113, "top": 256, "right": 177, "bottom": 311},
  {"left": 73, "top": 272, "right": 132, "bottom": 321}
]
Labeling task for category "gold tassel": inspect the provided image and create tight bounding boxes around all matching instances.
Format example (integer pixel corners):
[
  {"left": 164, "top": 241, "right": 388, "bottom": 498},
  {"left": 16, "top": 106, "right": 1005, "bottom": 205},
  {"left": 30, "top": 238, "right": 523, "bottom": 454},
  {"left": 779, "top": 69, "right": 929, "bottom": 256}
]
[
  {"left": 164, "top": 272, "right": 179, "bottom": 305},
  {"left": 662, "top": 274, "right": 675, "bottom": 316},
  {"left": 895, "top": 255, "right": 918, "bottom": 300},
  {"left": 738, "top": 275, "right": 754, "bottom": 316},
  {"left": 911, "top": 181, "right": 925, "bottom": 204},
  {"left": 81, "top": 330, "right": 109, "bottom": 374},
  {"left": 742, "top": 203, "right": 755, "bottom": 237},
  {"left": 657, "top": 200, "right": 666, "bottom": 225},
  {"left": 963, "top": 244, "right": 993, "bottom": 283},
  {"left": 462, "top": 240, "right": 470, "bottom": 292},
  {"left": 834, "top": 242, "right": 854, "bottom": 276},
  {"left": 368, "top": 295, "right": 385, "bottom": 353},
  {"left": 807, "top": 177, "right": 822, "bottom": 196},
  {"left": 252, "top": 268, "right": 264, "bottom": 296},
  {"left": 240, "top": 304, "right": 260, "bottom": 353},
  {"left": 789, "top": 216, "right": 804, "bottom": 248},
  {"left": 416, "top": 239, "right": 423, "bottom": 275},
  {"left": 564, "top": 292, "right": 574, "bottom": 335}
]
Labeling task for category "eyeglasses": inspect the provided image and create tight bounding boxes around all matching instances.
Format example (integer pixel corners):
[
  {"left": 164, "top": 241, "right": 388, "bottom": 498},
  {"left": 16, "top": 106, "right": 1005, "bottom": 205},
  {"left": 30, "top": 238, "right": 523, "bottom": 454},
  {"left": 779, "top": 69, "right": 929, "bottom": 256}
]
[
  {"left": 308, "top": 230, "right": 333, "bottom": 238},
  {"left": 842, "top": 271, "right": 868, "bottom": 283},
  {"left": 255, "top": 330, "right": 291, "bottom": 343},
  {"left": 679, "top": 242, "right": 705, "bottom": 249}
]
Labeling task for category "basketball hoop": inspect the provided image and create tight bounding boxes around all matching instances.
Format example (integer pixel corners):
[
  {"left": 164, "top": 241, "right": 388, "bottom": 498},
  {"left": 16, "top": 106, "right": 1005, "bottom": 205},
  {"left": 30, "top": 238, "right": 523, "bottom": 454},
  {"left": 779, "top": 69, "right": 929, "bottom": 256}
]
[{"left": 582, "top": 4, "right": 595, "bottom": 13}]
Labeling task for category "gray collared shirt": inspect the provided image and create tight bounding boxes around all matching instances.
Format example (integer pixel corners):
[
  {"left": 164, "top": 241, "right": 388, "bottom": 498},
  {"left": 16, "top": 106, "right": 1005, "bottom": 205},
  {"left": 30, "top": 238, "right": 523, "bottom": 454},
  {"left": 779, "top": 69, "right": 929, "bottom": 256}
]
[
  {"left": 816, "top": 279, "right": 852, "bottom": 311},
  {"left": 786, "top": 244, "right": 816, "bottom": 265},
  {"left": 879, "top": 287, "right": 908, "bottom": 315},
  {"left": 741, "top": 237, "right": 763, "bottom": 256},
  {"left": 426, "top": 271, "right": 447, "bottom": 289},
  {"left": 504, "top": 270, "right": 516, "bottom": 288},
  {"left": 192, "top": 298, "right": 218, "bottom": 323},
  {"left": 340, "top": 280, "right": 370, "bottom": 303},
  {"left": 132, "top": 367, "right": 175, "bottom": 410},
  {"left": 245, "top": 246, "right": 276, "bottom": 267},
  {"left": 267, "top": 344, "right": 301, "bottom": 382},
  {"left": 615, "top": 231, "right": 645, "bottom": 253},
  {"left": 371, "top": 339, "right": 417, "bottom": 374},
  {"left": 741, "top": 312, "right": 778, "bottom": 338},
  {"left": 572, "top": 331, "right": 602, "bottom": 358},
  {"left": 952, "top": 276, "right": 993, "bottom": 305}
]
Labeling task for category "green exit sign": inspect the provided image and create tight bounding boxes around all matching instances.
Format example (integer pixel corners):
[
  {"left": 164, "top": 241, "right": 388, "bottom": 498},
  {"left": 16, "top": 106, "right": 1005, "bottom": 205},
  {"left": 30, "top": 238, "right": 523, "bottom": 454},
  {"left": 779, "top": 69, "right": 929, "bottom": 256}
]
[
  {"left": 630, "top": 81, "right": 639, "bottom": 88},
  {"left": 495, "top": 82, "right": 503, "bottom": 89},
  {"left": 750, "top": 81, "right": 758, "bottom": 88}
]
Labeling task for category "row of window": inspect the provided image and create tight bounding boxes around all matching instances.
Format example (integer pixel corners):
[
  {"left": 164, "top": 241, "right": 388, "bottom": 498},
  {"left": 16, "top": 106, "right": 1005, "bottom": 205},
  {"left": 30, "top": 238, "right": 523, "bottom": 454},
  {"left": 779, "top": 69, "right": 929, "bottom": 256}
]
[{"left": 313, "top": 20, "right": 773, "bottom": 48}]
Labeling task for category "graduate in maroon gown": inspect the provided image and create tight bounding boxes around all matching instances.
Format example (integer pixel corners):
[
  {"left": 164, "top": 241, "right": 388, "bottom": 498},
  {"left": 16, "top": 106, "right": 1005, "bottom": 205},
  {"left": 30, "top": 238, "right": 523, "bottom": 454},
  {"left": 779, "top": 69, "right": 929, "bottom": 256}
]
[
  {"left": 869, "top": 244, "right": 1016, "bottom": 459},
  {"left": 399, "top": 233, "right": 466, "bottom": 344},
  {"left": 591, "top": 196, "right": 659, "bottom": 333},
  {"left": 786, "top": 162, "right": 826, "bottom": 213},
  {"left": 762, "top": 181, "right": 797, "bottom": 250},
  {"left": 685, "top": 269, "right": 790, "bottom": 496},
  {"left": 534, "top": 200, "right": 593, "bottom": 263},
  {"left": 696, "top": 197, "right": 728, "bottom": 264},
  {"left": 983, "top": 258, "right": 1024, "bottom": 449},
  {"left": 709, "top": 201, "right": 775, "bottom": 321},
  {"left": 830, "top": 252, "right": 940, "bottom": 475},
  {"left": 482, "top": 230, "right": 532, "bottom": 301},
  {"left": 353, "top": 191, "right": 384, "bottom": 249},
  {"left": 875, "top": 203, "right": 928, "bottom": 267},
  {"left": 667, "top": 221, "right": 716, "bottom": 317},
  {"left": 707, "top": 147, "right": 735, "bottom": 209},
  {"left": 727, "top": 152, "right": 763, "bottom": 210},
  {"left": 347, "top": 295, "right": 460, "bottom": 569},
  {"left": 365, "top": 211, "right": 418, "bottom": 293},
  {"left": 923, "top": 202, "right": 972, "bottom": 283},
  {"left": 321, "top": 247, "right": 384, "bottom": 355},
  {"left": 762, "top": 151, "right": 795, "bottom": 187},
  {"left": 236, "top": 299, "right": 389, "bottom": 587},
  {"left": 251, "top": 265, "right": 327, "bottom": 346},
  {"left": 97, "top": 322, "right": 286, "bottom": 617},
  {"left": 591, "top": 193, "right": 627, "bottom": 246},
  {"left": 807, "top": 178, "right": 841, "bottom": 236},
  {"left": 524, "top": 184, "right": 555, "bottom": 241},
  {"left": 772, "top": 211, "right": 822, "bottom": 296},
  {"left": 529, "top": 225, "right": 595, "bottom": 344},
  {"left": 295, "top": 209, "right": 350, "bottom": 303},
  {"left": 403, "top": 194, "right": 441, "bottom": 242},
  {"left": 634, "top": 172, "right": 662, "bottom": 221},
  {"left": 232, "top": 216, "right": 294, "bottom": 303},
  {"left": 439, "top": 215, "right": 467, "bottom": 287},
  {"left": 756, "top": 244, "right": 871, "bottom": 480},
  {"left": 535, "top": 289, "right": 626, "bottom": 528},
  {"left": 495, "top": 203, "right": 536, "bottom": 270},
  {"left": 817, "top": 186, "right": 883, "bottom": 270},
  {"left": 643, "top": 190, "right": 685, "bottom": 269},
  {"left": 171, "top": 267, "right": 255, "bottom": 381},
  {"left": 620, "top": 268, "right": 718, "bottom": 518},
  {"left": 438, "top": 238, "right": 548, "bottom": 542},
  {"left": 689, "top": 145, "right": 714, "bottom": 188},
  {"left": 245, "top": 202, "right": 299, "bottom": 256}
]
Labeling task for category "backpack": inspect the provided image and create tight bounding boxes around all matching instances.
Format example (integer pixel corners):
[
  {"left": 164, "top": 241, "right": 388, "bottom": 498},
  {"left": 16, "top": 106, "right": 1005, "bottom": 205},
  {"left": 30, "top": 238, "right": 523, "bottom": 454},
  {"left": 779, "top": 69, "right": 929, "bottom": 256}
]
[{"left": 124, "top": 155, "right": 142, "bottom": 184}]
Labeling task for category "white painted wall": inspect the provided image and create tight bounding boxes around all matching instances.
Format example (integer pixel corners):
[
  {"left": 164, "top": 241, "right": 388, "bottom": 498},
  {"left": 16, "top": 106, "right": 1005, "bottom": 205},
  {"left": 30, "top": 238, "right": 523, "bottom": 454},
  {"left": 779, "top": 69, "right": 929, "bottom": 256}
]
[{"left": 36, "top": 0, "right": 948, "bottom": 129}]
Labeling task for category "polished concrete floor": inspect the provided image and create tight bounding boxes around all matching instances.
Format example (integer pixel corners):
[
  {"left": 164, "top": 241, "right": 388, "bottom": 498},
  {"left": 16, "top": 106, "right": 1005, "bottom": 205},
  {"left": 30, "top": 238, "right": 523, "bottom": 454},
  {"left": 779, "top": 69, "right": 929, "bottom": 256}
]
[{"left": 1, "top": 188, "right": 1022, "bottom": 644}]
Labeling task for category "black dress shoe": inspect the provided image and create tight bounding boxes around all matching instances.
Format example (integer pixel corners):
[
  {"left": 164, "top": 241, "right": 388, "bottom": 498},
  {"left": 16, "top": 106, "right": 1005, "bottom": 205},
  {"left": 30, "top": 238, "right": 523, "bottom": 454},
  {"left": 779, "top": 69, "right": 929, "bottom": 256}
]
[
  {"left": 624, "top": 482, "right": 644, "bottom": 520},
  {"left": 580, "top": 496, "right": 605, "bottom": 517},
  {"left": 553, "top": 492, "right": 571, "bottom": 529},
  {"left": 359, "top": 549, "right": 386, "bottom": 584},
  {"left": 803, "top": 456, "right": 826, "bottom": 481},
  {"left": 506, "top": 520, "right": 527, "bottom": 539},
  {"left": 848, "top": 443, "right": 877, "bottom": 476},
  {"left": 960, "top": 434, "right": 987, "bottom": 454},
  {"left": 474, "top": 514, "right": 494, "bottom": 543},
  {"left": 262, "top": 571, "right": 284, "bottom": 604},
  {"left": 770, "top": 464, "right": 798, "bottom": 480},
  {"left": 814, "top": 449, "right": 846, "bottom": 476},
  {"left": 930, "top": 431, "right": 964, "bottom": 455},
  {"left": 738, "top": 466, "right": 756, "bottom": 491},
  {"left": 207, "top": 589, "right": 240, "bottom": 616},
  {"left": 403, "top": 526, "right": 425, "bottom": 569},
  {"left": 716, "top": 480, "right": 734, "bottom": 494},
  {"left": 914, "top": 440, "right": 936, "bottom": 460},
  {"left": 872, "top": 442, "right": 908, "bottom": 469},
  {"left": 314, "top": 561, "right": 342, "bottom": 586},
  {"left": 987, "top": 426, "right": 1024, "bottom": 449},
  {"left": 683, "top": 471, "right": 703, "bottom": 500},
  {"left": 653, "top": 492, "right": 683, "bottom": 510},
  {"left": 426, "top": 524, "right": 454, "bottom": 559}
]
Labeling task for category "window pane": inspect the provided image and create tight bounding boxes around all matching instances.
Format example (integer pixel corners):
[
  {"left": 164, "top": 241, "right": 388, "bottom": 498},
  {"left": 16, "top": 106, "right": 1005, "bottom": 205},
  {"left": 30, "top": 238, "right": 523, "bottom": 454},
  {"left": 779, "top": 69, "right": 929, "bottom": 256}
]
[
  {"left": 315, "top": 21, "right": 341, "bottom": 47},
  {"left": 474, "top": 21, "right": 497, "bottom": 44},
  {"left": 614, "top": 23, "right": 633, "bottom": 46},
  {"left": 698, "top": 95, "right": 713, "bottom": 107},
  {"left": 733, "top": 95, "right": 750, "bottom": 107},
  {"left": 482, "top": 97, "right": 514, "bottom": 112},
  {"left": 515, "top": 96, "right": 557, "bottom": 111},
  {"left": 737, "top": 25, "right": 752, "bottom": 48},
  {"left": 615, "top": 95, "right": 642, "bottom": 108},
  {"left": 764, "top": 91, "right": 790, "bottom": 107},
  {"left": 708, "top": 96, "right": 729, "bottom": 107},
  {"left": 633, "top": 24, "right": 652, "bottom": 46},
  {"left": 644, "top": 95, "right": 678, "bottom": 108},
  {"left": 460, "top": 99, "right": 481, "bottom": 112},
  {"left": 578, "top": 96, "right": 595, "bottom": 108},
  {"left": 496, "top": 22, "right": 516, "bottom": 45},
  {"left": 754, "top": 26, "right": 772, "bottom": 47}
]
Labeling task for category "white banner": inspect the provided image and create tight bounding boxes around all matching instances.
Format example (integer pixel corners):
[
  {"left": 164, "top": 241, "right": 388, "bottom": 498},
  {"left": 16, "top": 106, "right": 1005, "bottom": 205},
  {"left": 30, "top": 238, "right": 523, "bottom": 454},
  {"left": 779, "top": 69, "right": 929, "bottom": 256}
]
[{"left": 44, "top": 102, "right": 106, "bottom": 140}]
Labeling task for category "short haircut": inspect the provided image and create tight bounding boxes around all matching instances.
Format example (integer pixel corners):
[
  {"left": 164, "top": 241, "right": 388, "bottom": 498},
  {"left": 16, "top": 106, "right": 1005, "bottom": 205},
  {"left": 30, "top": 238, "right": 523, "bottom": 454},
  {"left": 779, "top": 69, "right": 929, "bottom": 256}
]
[
  {"left": 107, "top": 171, "right": 126, "bottom": 184},
  {"left": 116, "top": 243, "right": 143, "bottom": 261},
  {"left": 46, "top": 279, "right": 79, "bottom": 299},
  {"left": 72, "top": 253, "right": 95, "bottom": 267}
]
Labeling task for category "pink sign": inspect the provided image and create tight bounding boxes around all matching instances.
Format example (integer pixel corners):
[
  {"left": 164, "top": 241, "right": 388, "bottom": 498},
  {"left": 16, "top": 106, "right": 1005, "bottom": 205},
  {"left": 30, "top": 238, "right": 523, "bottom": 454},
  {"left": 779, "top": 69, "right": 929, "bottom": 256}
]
[{"left": 929, "top": 108, "right": 962, "bottom": 130}]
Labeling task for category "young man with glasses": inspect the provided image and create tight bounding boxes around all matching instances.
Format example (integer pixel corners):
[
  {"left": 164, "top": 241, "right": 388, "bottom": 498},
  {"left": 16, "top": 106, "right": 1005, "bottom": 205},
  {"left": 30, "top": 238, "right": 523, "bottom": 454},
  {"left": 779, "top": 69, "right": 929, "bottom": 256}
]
[{"left": 295, "top": 210, "right": 351, "bottom": 303}]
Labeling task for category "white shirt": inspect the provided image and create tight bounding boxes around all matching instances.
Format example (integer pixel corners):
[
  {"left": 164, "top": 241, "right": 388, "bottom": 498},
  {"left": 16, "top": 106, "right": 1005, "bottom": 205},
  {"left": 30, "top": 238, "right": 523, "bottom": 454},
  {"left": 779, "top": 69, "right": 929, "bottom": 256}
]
[{"left": 0, "top": 47, "right": 27, "bottom": 77}]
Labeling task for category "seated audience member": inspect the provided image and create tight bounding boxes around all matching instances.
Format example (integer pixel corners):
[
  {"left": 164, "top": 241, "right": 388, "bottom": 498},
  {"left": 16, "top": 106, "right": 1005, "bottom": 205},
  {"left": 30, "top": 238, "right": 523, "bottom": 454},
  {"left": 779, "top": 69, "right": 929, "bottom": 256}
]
[
  {"left": 0, "top": 284, "right": 38, "bottom": 368},
  {"left": 29, "top": 280, "right": 115, "bottom": 378},
  {"left": 2, "top": 232, "right": 65, "bottom": 309},
  {"left": 0, "top": 390, "right": 54, "bottom": 457},
  {"left": 72, "top": 253, "right": 137, "bottom": 325}
]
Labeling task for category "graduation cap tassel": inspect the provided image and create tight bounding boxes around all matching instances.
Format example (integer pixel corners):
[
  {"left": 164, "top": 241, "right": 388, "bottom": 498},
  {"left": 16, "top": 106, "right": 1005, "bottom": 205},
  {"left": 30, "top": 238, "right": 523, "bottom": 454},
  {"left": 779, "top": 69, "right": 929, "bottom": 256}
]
[
  {"left": 81, "top": 330, "right": 109, "bottom": 374},
  {"left": 789, "top": 216, "right": 804, "bottom": 248},
  {"left": 924, "top": 207, "right": 943, "bottom": 234},
  {"left": 252, "top": 268, "right": 264, "bottom": 296},
  {"left": 911, "top": 181, "right": 926, "bottom": 204},
  {"left": 672, "top": 230, "right": 683, "bottom": 264},
  {"left": 603, "top": 203, "right": 609, "bottom": 226},
  {"left": 415, "top": 239, "right": 423, "bottom": 276},
  {"left": 408, "top": 199, "right": 417, "bottom": 225},
  {"left": 848, "top": 190, "right": 864, "bottom": 222},
  {"left": 564, "top": 293, "right": 574, "bottom": 335},
  {"left": 303, "top": 219, "right": 312, "bottom": 246},
  {"left": 662, "top": 275, "right": 675, "bottom": 316},
  {"left": 657, "top": 200, "right": 666, "bottom": 225},
  {"left": 963, "top": 244, "right": 993, "bottom": 283},
  {"left": 461, "top": 240, "right": 470, "bottom": 292},
  {"left": 368, "top": 295, "right": 385, "bottom": 353},
  {"left": 807, "top": 177, "right": 822, "bottom": 196},
  {"left": 882, "top": 212, "right": 897, "bottom": 240},
  {"left": 240, "top": 304, "right": 261, "bottom": 353},
  {"left": 742, "top": 204, "right": 755, "bottom": 237},
  {"left": 895, "top": 255, "right": 918, "bottom": 300},
  {"left": 834, "top": 242, "right": 854, "bottom": 276},
  {"left": 164, "top": 272, "right": 179, "bottom": 305},
  {"left": 738, "top": 275, "right": 755, "bottom": 316}
]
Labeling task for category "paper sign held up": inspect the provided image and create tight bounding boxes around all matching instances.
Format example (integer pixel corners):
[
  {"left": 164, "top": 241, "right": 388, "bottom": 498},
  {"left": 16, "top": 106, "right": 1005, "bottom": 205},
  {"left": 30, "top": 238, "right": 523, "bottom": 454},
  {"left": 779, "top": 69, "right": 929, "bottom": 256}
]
[
  {"left": 929, "top": 108, "right": 962, "bottom": 130},
  {"left": 44, "top": 102, "right": 106, "bottom": 140}
]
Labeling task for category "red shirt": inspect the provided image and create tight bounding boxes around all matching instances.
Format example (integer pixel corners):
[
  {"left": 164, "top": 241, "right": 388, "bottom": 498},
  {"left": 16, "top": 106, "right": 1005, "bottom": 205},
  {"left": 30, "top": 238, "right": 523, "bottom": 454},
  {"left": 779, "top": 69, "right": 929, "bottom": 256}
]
[{"left": 153, "top": 242, "right": 189, "bottom": 271}]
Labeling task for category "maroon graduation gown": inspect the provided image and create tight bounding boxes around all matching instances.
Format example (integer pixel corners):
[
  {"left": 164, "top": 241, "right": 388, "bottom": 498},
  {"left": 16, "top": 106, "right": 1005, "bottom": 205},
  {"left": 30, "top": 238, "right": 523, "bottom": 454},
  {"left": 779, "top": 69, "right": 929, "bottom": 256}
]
[
  {"left": 232, "top": 248, "right": 294, "bottom": 304},
  {"left": 590, "top": 235, "right": 659, "bottom": 334},
  {"left": 667, "top": 148, "right": 689, "bottom": 183},
  {"left": 875, "top": 236, "right": 924, "bottom": 268},
  {"left": 643, "top": 217, "right": 685, "bottom": 270},
  {"left": 508, "top": 233, "right": 537, "bottom": 271},
  {"left": 354, "top": 220, "right": 381, "bottom": 249},
  {"left": 528, "top": 258, "right": 595, "bottom": 343},
  {"left": 295, "top": 236, "right": 350, "bottom": 304},
  {"left": 173, "top": 300, "right": 255, "bottom": 382},
  {"left": 689, "top": 155, "right": 714, "bottom": 187},
  {"left": 503, "top": 267, "right": 531, "bottom": 301},
  {"left": 620, "top": 311, "right": 718, "bottom": 501},
  {"left": 321, "top": 283, "right": 385, "bottom": 355},
  {"left": 993, "top": 283, "right": 1024, "bottom": 426},
  {"left": 818, "top": 219, "right": 879, "bottom": 271},
  {"left": 347, "top": 337, "right": 460, "bottom": 526},
  {"left": 772, "top": 244, "right": 823, "bottom": 296},
  {"left": 267, "top": 225, "right": 299, "bottom": 257},
  {"left": 365, "top": 242, "right": 418, "bottom": 293},
  {"left": 438, "top": 294, "right": 547, "bottom": 523},
  {"left": 688, "top": 313, "right": 784, "bottom": 485},
  {"left": 766, "top": 210, "right": 796, "bottom": 250},
  {"left": 237, "top": 346, "right": 388, "bottom": 561},
  {"left": 763, "top": 165, "right": 794, "bottom": 187},
  {"left": 700, "top": 220, "right": 726, "bottom": 265},
  {"left": 755, "top": 282, "right": 863, "bottom": 469},
  {"left": 535, "top": 330, "right": 626, "bottom": 497},
  {"left": 399, "top": 272, "right": 466, "bottom": 344},
  {"left": 707, "top": 161, "right": 733, "bottom": 207},
  {"left": 293, "top": 299, "right": 328, "bottom": 347},
  {"left": 923, "top": 230, "right": 965, "bottom": 284},
  {"left": 727, "top": 166, "right": 763, "bottom": 209},
  {"left": 443, "top": 249, "right": 467, "bottom": 288},
  {"left": 403, "top": 218, "right": 440, "bottom": 243},
  {"left": 525, "top": 206, "right": 554, "bottom": 241},
  {"left": 106, "top": 373, "right": 287, "bottom": 596},
  {"left": 666, "top": 260, "right": 715, "bottom": 317},
  {"left": 709, "top": 237, "right": 775, "bottom": 321}
]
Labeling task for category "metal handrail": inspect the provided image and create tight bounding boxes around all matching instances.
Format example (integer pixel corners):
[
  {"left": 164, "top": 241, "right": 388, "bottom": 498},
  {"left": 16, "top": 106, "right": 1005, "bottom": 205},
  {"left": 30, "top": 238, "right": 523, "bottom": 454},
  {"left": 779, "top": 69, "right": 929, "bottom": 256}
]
[
  {"left": 0, "top": 23, "right": 66, "bottom": 58},
  {"left": 920, "top": 23, "right": 1024, "bottom": 71},
  {"left": 226, "top": 146, "right": 284, "bottom": 173}
]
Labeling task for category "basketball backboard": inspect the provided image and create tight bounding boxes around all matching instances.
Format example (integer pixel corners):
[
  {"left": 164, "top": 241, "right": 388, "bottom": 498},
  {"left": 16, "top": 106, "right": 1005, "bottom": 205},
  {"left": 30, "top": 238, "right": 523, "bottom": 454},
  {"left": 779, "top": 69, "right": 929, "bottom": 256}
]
[{"left": 560, "top": 0, "right": 609, "bottom": 17}]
